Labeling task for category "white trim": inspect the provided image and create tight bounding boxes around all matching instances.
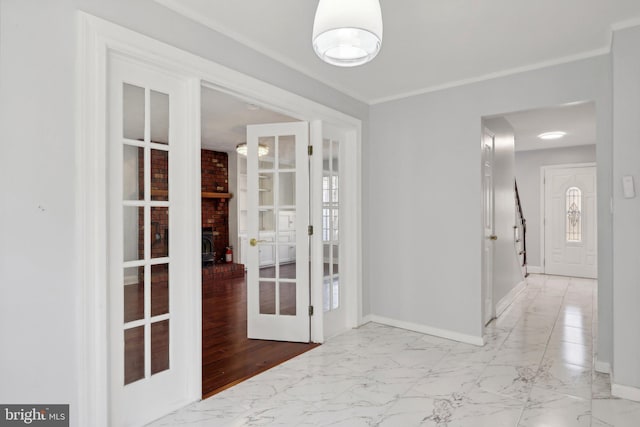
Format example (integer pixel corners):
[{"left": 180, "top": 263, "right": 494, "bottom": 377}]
[
  {"left": 361, "top": 314, "right": 374, "bottom": 325},
  {"left": 368, "top": 315, "right": 485, "bottom": 346},
  {"left": 540, "top": 162, "right": 597, "bottom": 277},
  {"left": 612, "top": 383, "right": 640, "bottom": 403},
  {"left": 369, "top": 48, "right": 610, "bottom": 105},
  {"left": 77, "top": 12, "right": 362, "bottom": 425},
  {"left": 595, "top": 360, "right": 611, "bottom": 374},
  {"left": 496, "top": 280, "right": 527, "bottom": 317},
  {"left": 527, "top": 266, "right": 543, "bottom": 274}
]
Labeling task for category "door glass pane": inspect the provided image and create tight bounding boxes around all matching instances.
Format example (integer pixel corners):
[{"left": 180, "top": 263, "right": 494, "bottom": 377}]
[
  {"left": 124, "top": 266, "right": 144, "bottom": 323},
  {"left": 323, "top": 276, "right": 331, "bottom": 312},
  {"left": 332, "top": 140, "right": 339, "bottom": 172},
  {"left": 150, "top": 207, "right": 169, "bottom": 258},
  {"left": 123, "top": 145, "right": 144, "bottom": 201},
  {"left": 278, "top": 135, "right": 296, "bottom": 169},
  {"left": 150, "top": 90, "right": 169, "bottom": 145},
  {"left": 258, "top": 137, "right": 275, "bottom": 169},
  {"left": 123, "top": 206, "right": 144, "bottom": 262},
  {"left": 151, "top": 264, "right": 169, "bottom": 316},
  {"left": 278, "top": 246, "right": 296, "bottom": 279},
  {"left": 279, "top": 282, "right": 296, "bottom": 316},
  {"left": 259, "top": 173, "right": 274, "bottom": 207},
  {"left": 279, "top": 172, "right": 296, "bottom": 206},
  {"left": 259, "top": 281, "right": 276, "bottom": 314},
  {"left": 332, "top": 209, "right": 339, "bottom": 241},
  {"left": 124, "top": 326, "right": 145, "bottom": 385},
  {"left": 151, "top": 320, "right": 170, "bottom": 375},
  {"left": 323, "top": 139, "right": 330, "bottom": 172},
  {"left": 259, "top": 262, "right": 276, "bottom": 279},
  {"left": 259, "top": 209, "right": 274, "bottom": 232},
  {"left": 332, "top": 245, "right": 340, "bottom": 310},
  {"left": 123, "top": 83, "right": 145, "bottom": 141},
  {"left": 151, "top": 149, "right": 169, "bottom": 201}
]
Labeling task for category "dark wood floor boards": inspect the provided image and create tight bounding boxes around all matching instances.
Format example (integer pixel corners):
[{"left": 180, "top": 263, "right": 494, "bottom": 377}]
[{"left": 201, "top": 271, "right": 319, "bottom": 398}]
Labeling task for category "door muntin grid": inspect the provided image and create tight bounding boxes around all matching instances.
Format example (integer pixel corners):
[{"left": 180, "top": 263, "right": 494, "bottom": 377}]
[
  {"left": 257, "top": 135, "right": 298, "bottom": 317},
  {"left": 122, "top": 82, "right": 171, "bottom": 385}
]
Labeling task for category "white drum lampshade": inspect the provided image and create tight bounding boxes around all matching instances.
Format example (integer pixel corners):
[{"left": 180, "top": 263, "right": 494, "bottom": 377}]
[{"left": 312, "top": 0, "right": 383, "bottom": 67}]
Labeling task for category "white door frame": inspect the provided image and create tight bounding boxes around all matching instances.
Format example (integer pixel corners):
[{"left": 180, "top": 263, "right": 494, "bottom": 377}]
[
  {"left": 540, "top": 162, "right": 597, "bottom": 275},
  {"left": 76, "top": 12, "right": 362, "bottom": 426}
]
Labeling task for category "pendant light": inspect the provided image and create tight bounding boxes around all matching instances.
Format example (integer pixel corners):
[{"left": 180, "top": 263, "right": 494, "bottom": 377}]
[
  {"left": 236, "top": 142, "right": 269, "bottom": 157},
  {"left": 312, "top": 0, "right": 383, "bottom": 67}
]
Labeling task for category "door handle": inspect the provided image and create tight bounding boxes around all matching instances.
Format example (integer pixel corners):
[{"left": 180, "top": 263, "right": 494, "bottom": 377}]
[
  {"left": 250, "top": 238, "right": 267, "bottom": 247},
  {"left": 489, "top": 235, "right": 498, "bottom": 241}
]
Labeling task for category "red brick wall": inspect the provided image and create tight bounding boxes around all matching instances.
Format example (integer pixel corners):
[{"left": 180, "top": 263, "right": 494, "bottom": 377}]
[{"left": 201, "top": 149, "right": 229, "bottom": 260}]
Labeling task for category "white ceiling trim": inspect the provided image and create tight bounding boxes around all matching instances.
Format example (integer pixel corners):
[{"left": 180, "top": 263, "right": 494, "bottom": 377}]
[
  {"left": 155, "top": 0, "right": 370, "bottom": 104},
  {"left": 156, "top": 0, "right": 620, "bottom": 106},
  {"left": 369, "top": 47, "right": 610, "bottom": 105}
]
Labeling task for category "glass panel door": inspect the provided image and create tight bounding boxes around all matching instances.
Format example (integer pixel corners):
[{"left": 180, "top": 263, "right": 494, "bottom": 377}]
[
  {"left": 109, "top": 55, "right": 192, "bottom": 427},
  {"left": 246, "top": 122, "right": 310, "bottom": 342}
]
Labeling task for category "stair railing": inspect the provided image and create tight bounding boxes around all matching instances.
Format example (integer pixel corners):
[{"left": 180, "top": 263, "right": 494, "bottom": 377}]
[{"left": 514, "top": 180, "right": 528, "bottom": 278}]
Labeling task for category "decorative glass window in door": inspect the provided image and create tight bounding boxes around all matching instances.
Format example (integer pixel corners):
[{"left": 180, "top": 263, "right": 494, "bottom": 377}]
[
  {"left": 322, "top": 138, "right": 340, "bottom": 312},
  {"left": 566, "top": 187, "right": 582, "bottom": 242}
]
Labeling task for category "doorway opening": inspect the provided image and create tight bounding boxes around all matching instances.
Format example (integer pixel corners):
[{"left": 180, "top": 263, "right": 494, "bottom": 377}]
[
  {"left": 481, "top": 101, "right": 598, "bottom": 329},
  {"left": 199, "top": 86, "right": 318, "bottom": 398}
]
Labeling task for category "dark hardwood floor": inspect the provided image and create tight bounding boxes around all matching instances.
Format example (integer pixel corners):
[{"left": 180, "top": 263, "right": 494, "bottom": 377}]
[{"left": 202, "top": 267, "right": 319, "bottom": 398}]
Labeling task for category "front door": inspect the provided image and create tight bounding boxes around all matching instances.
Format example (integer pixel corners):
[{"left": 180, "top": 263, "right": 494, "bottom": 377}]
[
  {"left": 544, "top": 165, "right": 597, "bottom": 278},
  {"left": 246, "top": 122, "right": 311, "bottom": 342},
  {"left": 108, "top": 55, "right": 193, "bottom": 426}
]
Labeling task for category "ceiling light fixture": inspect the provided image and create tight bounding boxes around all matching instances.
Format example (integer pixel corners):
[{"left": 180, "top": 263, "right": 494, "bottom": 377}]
[
  {"left": 236, "top": 142, "right": 269, "bottom": 157},
  {"left": 538, "top": 131, "right": 567, "bottom": 140},
  {"left": 312, "top": 0, "right": 383, "bottom": 67}
]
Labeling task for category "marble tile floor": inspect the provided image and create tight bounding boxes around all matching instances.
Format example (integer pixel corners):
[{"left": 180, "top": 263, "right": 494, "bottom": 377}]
[{"left": 150, "top": 275, "right": 640, "bottom": 426}]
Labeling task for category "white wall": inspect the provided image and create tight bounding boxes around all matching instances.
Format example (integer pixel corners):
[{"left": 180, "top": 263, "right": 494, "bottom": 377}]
[
  {"left": 484, "top": 118, "right": 523, "bottom": 313},
  {"left": 515, "top": 145, "right": 596, "bottom": 268},
  {"left": 368, "top": 54, "right": 612, "bottom": 342},
  {"left": 612, "top": 25, "right": 640, "bottom": 392},
  {"left": 0, "top": 1, "right": 368, "bottom": 424}
]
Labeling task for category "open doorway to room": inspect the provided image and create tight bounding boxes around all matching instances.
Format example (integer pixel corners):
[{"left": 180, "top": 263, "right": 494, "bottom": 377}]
[
  {"left": 481, "top": 101, "right": 597, "bottom": 326},
  {"left": 199, "top": 86, "right": 318, "bottom": 398}
]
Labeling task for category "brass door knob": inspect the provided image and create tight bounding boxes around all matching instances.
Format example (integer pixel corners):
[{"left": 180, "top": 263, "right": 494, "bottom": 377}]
[
  {"left": 250, "top": 238, "right": 267, "bottom": 247},
  {"left": 489, "top": 235, "right": 498, "bottom": 241}
]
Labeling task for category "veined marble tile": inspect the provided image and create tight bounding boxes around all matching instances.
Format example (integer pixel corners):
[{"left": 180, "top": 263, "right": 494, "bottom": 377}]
[
  {"left": 519, "top": 387, "right": 591, "bottom": 427},
  {"left": 535, "top": 358, "right": 593, "bottom": 399},
  {"left": 151, "top": 275, "right": 640, "bottom": 427},
  {"left": 592, "top": 397, "right": 640, "bottom": 427}
]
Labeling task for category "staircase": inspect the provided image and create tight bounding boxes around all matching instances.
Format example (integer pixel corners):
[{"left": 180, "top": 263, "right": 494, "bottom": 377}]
[{"left": 515, "top": 180, "right": 529, "bottom": 278}]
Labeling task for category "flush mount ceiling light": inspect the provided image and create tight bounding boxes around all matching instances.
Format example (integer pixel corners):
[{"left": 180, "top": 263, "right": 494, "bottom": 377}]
[
  {"left": 538, "top": 131, "right": 567, "bottom": 140},
  {"left": 236, "top": 142, "right": 269, "bottom": 157},
  {"left": 312, "top": 0, "right": 383, "bottom": 67}
]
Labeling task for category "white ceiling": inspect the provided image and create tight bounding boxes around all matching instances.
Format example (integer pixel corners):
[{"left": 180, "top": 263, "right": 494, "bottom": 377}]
[
  {"left": 201, "top": 87, "right": 297, "bottom": 152},
  {"left": 502, "top": 102, "right": 595, "bottom": 152},
  {"left": 157, "top": 0, "right": 640, "bottom": 104}
]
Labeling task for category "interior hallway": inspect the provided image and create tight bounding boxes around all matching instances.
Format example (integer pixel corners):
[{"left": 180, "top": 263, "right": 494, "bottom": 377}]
[{"left": 153, "top": 275, "right": 640, "bottom": 426}]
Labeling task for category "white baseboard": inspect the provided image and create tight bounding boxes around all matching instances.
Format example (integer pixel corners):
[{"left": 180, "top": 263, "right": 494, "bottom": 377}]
[
  {"left": 527, "top": 266, "right": 543, "bottom": 274},
  {"left": 360, "top": 314, "right": 373, "bottom": 325},
  {"left": 368, "top": 314, "right": 484, "bottom": 346},
  {"left": 496, "top": 281, "right": 527, "bottom": 317},
  {"left": 594, "top": 360, "right": 611, "bottom": 375},
  {"left": 612, "top": 383, "right": 640, "bottom": 402}
]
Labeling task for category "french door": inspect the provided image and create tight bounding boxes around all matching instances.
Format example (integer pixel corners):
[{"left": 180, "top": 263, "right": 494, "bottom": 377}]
[
  {"left": 246, "top": 122, "right": 310, "bottom": 342},
  {"left": 108, "top": 55, "right": 192, "bottom": 426},
  {"left": 544, "top": 165, "right": 597, "bottom": 278}
]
